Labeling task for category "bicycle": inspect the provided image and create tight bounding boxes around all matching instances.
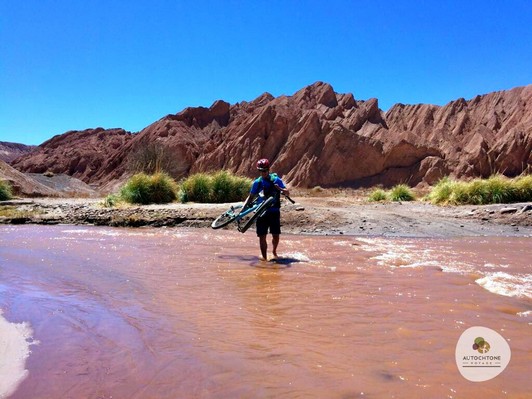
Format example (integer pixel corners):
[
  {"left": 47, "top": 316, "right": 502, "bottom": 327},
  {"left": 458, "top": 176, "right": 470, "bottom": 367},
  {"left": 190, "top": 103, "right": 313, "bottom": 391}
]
[{"left": 211, "top": 193, "right": 295, "bottom": 233}]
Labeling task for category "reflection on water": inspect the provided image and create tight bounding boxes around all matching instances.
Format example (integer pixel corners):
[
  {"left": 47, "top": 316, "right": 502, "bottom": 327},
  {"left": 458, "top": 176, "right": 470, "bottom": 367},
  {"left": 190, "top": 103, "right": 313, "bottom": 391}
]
[{"left": 0, "top": 226, "right": 530, "bottom": 398}]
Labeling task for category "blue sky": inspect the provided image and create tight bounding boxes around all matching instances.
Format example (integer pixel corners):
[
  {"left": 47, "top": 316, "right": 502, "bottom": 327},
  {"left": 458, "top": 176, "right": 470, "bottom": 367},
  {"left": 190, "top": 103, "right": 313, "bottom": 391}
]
[{"left": 1, "top": 1, "right": 531, "bottom": 145}]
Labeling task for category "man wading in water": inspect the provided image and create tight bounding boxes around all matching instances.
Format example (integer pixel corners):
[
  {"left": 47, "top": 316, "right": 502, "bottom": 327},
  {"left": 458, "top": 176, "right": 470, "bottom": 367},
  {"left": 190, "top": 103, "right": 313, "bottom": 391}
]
[{"left": 241, "top": 159, "right": 290, "bottom": 261}]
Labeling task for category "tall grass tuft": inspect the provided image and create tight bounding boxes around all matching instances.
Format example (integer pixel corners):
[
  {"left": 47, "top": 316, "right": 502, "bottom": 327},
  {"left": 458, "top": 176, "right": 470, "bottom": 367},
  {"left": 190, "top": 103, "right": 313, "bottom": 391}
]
[
  {"left": 179, "top": 173, "right": 212, "bottom": 203},
  {"left": 428, "top": 174, "right": 532, "bottom": 205},
  {"left": 513, "top": 174, "right": 532, "bottom": 202},
  {"left": 0, "top": 180, "right": 13, "bottom": 201},
  {"left": 426, "top": 176, "right": 454, "bottom": 204},
  {"left": 102, "top": 194, "right": 121, "bottom": 208},
  {"left": 368, "top": 188, "right": 388, "bottom": 202},
  {"left": 180, "top": 171, "right": 252, "bottom": 203},
  {"left": 210, "top": 170, "right": 251, "bottom": 203},
  {"left": 389, "top": 184, "right": 415, "bottom": 201},
  {"left": 120, "top": 172, "right": 178, "bottom": 204}
]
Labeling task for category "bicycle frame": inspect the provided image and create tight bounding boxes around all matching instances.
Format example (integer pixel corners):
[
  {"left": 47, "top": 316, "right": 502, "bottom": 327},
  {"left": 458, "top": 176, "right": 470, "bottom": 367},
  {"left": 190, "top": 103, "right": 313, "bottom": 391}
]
[
  {"left": 211, "top": 193, "right": 294, "bottom": 232},
  {"left": 228, "top": 197, "right": 263, "bottom": 224}
]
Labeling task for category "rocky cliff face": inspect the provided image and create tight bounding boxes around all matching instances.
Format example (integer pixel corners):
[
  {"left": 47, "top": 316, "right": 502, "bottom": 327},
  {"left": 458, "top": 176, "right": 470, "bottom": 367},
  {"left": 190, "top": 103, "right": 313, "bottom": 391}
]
[
  {"left": 10, "top": 83, "right": 532, "bottom": 191},
  {"left": 384, "top": 85, "right": 532, "bottom": 180}
]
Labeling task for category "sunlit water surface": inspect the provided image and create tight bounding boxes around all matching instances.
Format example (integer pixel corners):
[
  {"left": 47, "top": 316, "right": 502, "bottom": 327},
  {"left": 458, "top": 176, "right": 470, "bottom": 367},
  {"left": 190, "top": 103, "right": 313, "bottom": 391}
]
[{"left": 0, "top": 225, "right": 530, "bottom": 399}]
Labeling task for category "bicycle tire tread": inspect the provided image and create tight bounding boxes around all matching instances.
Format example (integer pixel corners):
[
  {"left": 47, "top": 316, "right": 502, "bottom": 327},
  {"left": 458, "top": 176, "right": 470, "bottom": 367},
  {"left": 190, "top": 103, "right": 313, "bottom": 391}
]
[{"left": 211, "top": 205, "right": 242, "bottom": 229}]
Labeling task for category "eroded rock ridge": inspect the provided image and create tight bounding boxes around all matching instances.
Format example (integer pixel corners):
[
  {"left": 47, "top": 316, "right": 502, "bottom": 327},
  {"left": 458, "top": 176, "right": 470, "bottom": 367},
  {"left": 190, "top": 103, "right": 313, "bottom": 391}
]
[{"left": 11, "top": 82, "right": 532, "bottom": 191}]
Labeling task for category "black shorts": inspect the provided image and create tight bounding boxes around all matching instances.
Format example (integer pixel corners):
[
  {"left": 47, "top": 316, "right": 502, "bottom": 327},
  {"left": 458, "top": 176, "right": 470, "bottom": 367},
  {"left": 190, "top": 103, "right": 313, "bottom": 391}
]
[{"left": 256, "top": 210, "right": 281, "bottom": 236}]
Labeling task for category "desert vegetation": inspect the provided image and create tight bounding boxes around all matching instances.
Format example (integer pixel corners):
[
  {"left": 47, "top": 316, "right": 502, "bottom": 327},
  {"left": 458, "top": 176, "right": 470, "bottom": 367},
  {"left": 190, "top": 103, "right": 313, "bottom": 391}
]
[
  {"left": 101, "top": 171, "right": 532, "bottom": 207},
  {"left": 179, "top": 170, "right": 251, "bottom": 203},
  {"left": 367, "top": 175, "right": 531, "bottom": 205},
  {"left": 368, "top": 188, "right": 388, "bottom": 202},
  {"left": 119, "top": 172, "right": 178, "bottom": 205},
  {"left": 368, "top": 185, "right": 416, "bottom": 202},
  {"left": 126, "top": 142, "right": 184, "bottom": 177},
  {"left": 108, "top": 170, "right": 251, "bottom": 205},
  {"left": 0, "top": 180, "right": 13, "bottom": 201},
  {"left": 0, "top": 206, "right": 41, "bottom": 219},
  {"left": 427, "top": 174, "right": 532, "bottom": 205}
]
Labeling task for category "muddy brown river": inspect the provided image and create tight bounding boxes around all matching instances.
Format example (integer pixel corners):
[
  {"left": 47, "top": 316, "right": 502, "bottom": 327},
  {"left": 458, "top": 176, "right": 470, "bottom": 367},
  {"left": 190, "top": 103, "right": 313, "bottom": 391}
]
[{"left": 1, "top": 225, "right": 530, "bottom": 398}]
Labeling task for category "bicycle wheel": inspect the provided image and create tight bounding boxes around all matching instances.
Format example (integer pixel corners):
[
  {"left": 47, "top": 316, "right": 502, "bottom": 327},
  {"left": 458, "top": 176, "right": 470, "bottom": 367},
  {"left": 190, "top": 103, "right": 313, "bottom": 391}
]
[
  {"left": 238, "top": 196, "right": 275, "bottom": 233},
  {"left": 211, "top": 204, "right": 243, "bottom": 229}
]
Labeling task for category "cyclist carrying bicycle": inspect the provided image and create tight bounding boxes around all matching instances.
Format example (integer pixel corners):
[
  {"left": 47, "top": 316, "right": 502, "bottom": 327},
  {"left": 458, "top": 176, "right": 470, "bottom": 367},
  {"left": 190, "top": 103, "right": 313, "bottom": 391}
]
[{"left": 241, "top": 158, "right": 290, "bottom": 261}]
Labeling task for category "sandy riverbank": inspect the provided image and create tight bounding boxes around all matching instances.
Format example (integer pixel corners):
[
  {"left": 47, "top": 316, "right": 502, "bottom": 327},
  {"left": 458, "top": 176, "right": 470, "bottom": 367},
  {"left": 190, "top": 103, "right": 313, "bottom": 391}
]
[{"left": 1, "top": 194, "right": 531, "bottom": 237}]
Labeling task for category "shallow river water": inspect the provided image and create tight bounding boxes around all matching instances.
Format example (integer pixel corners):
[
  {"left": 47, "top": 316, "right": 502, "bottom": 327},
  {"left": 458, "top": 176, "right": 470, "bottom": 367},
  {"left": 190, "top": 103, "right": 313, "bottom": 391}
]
[{"left": 0, "top": 225, "right": 530, "bottom": 398}]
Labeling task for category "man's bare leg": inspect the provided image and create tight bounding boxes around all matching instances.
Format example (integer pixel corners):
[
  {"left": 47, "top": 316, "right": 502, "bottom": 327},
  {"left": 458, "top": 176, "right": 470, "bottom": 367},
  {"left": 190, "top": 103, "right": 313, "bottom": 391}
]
[
  {"left": 272, "top": 234, "right": 280, "bottom": 258},
  {"left": 259, "top": 235, "right": 268, "bottom": 260}
]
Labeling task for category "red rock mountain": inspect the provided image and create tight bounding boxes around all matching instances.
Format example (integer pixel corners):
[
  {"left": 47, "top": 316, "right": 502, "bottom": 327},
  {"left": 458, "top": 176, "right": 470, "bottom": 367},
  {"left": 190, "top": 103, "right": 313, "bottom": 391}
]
[
  {"left": 0, "top": 141, "right": 36, "bottom": 163},
  {"left": 13, "top": 127, "right": 133, "bottom": 184},
  {"left": 11, "top": 83, "right": 532, "bottom": 191}
]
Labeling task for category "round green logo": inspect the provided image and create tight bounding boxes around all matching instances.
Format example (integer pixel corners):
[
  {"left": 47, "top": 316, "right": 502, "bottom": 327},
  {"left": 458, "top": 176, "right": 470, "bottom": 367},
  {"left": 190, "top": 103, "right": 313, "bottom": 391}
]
[{"left": 456, "top": 326, "right": 511, "bottom": 382}]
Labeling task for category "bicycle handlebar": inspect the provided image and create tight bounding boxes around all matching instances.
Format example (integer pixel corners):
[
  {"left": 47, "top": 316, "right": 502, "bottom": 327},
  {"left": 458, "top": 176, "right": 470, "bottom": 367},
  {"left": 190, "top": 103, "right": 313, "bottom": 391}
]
[
  {"left": 283, "top": 193, "right": 295, "bottom": 204},
  {"left": 272, "top": 182, "right": 295, "bottom": 204}
]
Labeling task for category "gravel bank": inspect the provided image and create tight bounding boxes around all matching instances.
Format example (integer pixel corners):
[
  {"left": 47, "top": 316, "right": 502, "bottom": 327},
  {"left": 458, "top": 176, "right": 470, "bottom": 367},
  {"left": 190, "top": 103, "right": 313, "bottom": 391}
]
[{"left": 1, "top": 197, "right": 531, "bottom": 237}]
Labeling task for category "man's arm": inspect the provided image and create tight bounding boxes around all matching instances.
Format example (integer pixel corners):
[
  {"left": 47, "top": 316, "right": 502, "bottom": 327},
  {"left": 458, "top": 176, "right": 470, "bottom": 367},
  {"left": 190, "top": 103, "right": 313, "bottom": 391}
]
[
  {"left": 273, "top": 177, "right": 289, "bottom": 197},
  {"left": 241, "top": 193, "right": 257, "bottom": 211},
  {"left": 241, "top": 178, "right": 261, "bottom": 210},
  {"left": 275, "top": 185, "right": 289, "bottom": 196}
]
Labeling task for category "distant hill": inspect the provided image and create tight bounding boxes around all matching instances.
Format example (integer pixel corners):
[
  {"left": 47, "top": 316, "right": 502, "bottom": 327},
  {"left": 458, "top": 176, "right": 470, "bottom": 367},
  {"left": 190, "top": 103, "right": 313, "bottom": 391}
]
[
  {"left": 0, "top": 159, "right": 98, "bottom": 198},
  {"left": 1, "top": 159, "right": 61, "bottom": 197},
  {"left": 10, "top": 83, "right": 532, "bottom": 192},
  {"left": 0, "top": 141, "right": 36, "bottom": 163}
]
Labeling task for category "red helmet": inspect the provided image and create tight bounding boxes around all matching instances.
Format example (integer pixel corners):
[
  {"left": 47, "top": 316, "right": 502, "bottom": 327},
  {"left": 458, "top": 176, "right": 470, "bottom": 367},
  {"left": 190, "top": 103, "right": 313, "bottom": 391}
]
[{"left": 256, "top": 158, "right": 270, "bottom": 171}]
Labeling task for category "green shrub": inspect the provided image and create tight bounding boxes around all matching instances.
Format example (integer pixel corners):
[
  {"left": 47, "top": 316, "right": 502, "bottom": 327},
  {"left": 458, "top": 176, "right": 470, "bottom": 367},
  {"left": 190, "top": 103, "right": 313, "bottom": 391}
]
[
  {"left": 464, "top": 178, "right": 489, "bottom": 204},
  {"left": 102, "top": 194, "right": 121, "bottom": 208},
  {"left": 426, "top": 177, "right": 454, "bottom": 204},
  {"left": 179, "top": 170, "right": 252, "bottom": 203},
  {"left": 0, "top": 180, "right": 13, "bottom": 201},
  {"left": 210, "top": 171, "right": 233, "bottom": 203},
  {"left": 427, "top": 174, "right": 532, "bottom": 205},
  {"left": 479, "top": 175, "right": 516, "bottom": 204},
  {"left": 513, "top": 174, "right": 532, "bottom": 202},
  {"left": 120, "top": 172, "right": 178, "bottom": 204},
  {"left": 180, "top": 173, "right": 212, "bottom": 203},
  {"left": 389, "top": 184, "right": 415, "bottom": 201},
  {"left": 368, "top": 188, "right": 388, "bottom": 202},
  {"left": 211, "top": 170, "right": 251, "bottom": 202},
  {"left": 448, "top": 180, "right": 469, "bottom": 204}
]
